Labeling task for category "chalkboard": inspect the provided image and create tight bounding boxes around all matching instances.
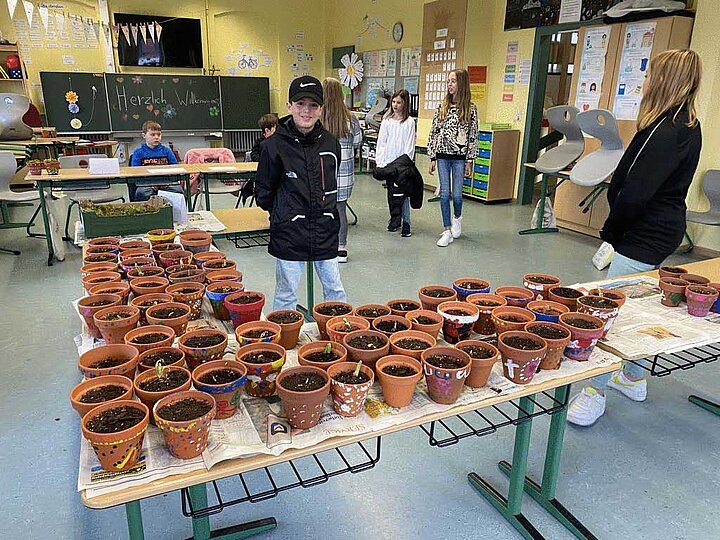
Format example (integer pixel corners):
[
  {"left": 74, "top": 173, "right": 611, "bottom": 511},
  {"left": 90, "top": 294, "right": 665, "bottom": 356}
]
[
  {"left": 220, "top": 77, "right": 270, "bottom": 130},
  {"left": 105, "top": 74, "right": 222, "bottom": 132},
  {"left": 40, "top": 72, "right": 111, "bottom": 133}
]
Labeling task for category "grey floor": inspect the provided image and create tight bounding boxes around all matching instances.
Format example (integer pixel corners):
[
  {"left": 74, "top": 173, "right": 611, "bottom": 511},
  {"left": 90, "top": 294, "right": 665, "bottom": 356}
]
[{"left": 1, "top": 173, "right": 718, "bottom": 540}]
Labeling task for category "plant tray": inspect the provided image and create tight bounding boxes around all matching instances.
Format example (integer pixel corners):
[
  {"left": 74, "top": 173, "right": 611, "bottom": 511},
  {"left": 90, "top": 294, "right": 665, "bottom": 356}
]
[{"left": 80, "top": 196, "right": 173, "bottom": 238}]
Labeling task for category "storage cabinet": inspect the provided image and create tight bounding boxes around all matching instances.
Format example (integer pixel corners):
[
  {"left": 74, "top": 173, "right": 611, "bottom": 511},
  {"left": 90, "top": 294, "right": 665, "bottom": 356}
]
[{"left": 463, "top": 129, "right": 519, "bottom": 203}]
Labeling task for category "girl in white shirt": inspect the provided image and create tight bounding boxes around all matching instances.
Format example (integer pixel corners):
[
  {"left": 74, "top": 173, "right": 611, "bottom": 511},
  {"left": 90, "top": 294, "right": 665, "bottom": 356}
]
[{"left": 375, "top": 89, "right": 416, "bottom": 237}]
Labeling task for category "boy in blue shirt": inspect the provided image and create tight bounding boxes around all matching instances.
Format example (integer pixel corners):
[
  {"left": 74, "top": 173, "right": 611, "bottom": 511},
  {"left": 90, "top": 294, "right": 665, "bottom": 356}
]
[{"left": 129, "top": 121, "right": 184, "bottom": 201}]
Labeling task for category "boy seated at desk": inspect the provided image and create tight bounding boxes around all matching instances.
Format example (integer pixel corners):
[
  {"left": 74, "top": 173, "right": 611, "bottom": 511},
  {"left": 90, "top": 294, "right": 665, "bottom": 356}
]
[
  {"left": 129, "top": 121, "right": 184, "bottom": 201},
  {"left": 250, "top": 113, "right": 278, "bottom": 162}
]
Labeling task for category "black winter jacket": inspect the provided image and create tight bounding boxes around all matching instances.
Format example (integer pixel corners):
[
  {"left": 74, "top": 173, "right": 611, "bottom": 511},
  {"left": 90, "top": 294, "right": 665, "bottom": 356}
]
[
  {"left": 372, "top": 154, "right": 425, "bottom": 210},
  {"left": 255, "top": 115, "right": 341, "bottom": 261},
  {"left": 600, "top": 106, "right": 701, "bottom": 266}
]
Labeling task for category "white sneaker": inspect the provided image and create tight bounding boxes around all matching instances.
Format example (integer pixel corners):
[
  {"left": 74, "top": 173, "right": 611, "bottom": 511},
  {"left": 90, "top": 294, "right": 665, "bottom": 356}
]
[
  {"left": 436, "top": 231, "right": 454, "bottom": 247},
  {"left": 567, "top": 387, "right": 606, "bottom": 426},
  {"left": 607, "top": 370, "right": 647, "bottom": 402},
  {"left": 451, "top": 216, "right": 462, "bottom": 238}
]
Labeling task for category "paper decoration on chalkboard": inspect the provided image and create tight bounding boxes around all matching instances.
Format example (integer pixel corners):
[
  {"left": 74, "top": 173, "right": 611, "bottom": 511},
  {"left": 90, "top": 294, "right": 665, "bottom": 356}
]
[
  {"left": 139, "top": 23, "right": 147, "bottom": 44},
  {"left": 6, "top": 0, "right": 18, "bottom": 18},
  {"left": 21, "top": 0, "right": 33, "bottom": 26},
  {"left": 70, "top": 118, "right": 82, "bottom": 129},
  {"left": 339, "top": 52, "right": 363, "bottom": 90},
  {"left": 121, "top": 24, "right": 130, "bottom": 46},
  {"left": 154, "top": 22, "right": 162, "bottom": 41},
  {"left": 130, "top": 24, "right": 138, "bottom": 46},
  {"left": 148, "top": 21, "right": 155, "bottom": 42}
]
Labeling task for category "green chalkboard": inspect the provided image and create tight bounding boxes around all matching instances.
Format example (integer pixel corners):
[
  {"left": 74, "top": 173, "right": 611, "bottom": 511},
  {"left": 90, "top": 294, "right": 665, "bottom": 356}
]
[
  {"left": 105, "top": 74, "right": 222, "bottom": 132},
  {"left": 332, "top": 46, "right": 354, "bottom": 69},
  {"left": 219, "top": 77, "right": 270, "bottom": 130},
  {"left": 40, "top": 72, "right": 111, "bottom": 133}
]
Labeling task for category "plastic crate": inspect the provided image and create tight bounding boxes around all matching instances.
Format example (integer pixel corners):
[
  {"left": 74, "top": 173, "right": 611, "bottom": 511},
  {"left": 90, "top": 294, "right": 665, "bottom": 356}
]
[
  {"left": 472, "top": 188, "right": 488, "bottom": 198},
  {"left": 478, "top": 132, "right": 493, "bottom": 142},
  {"left": 478, "top": 149, "right": 491, "bottom": 159},
  {"left": 478, "top": 141, "right": 492, "bottom": 150},
  {"left": 476, "top": 157, "right": 491, "bottom": 167},
  {"left": 474, "top": 164, "right": 490, "bottom": 175}
]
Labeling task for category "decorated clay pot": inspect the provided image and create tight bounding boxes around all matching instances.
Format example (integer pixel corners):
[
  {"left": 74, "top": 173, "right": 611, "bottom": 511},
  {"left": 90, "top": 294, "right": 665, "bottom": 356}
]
[
  {"left": 133, "top": 366, "right": 193, "bottom": 425},
  {"left": 78, "top": 343, "right": 140, "bottom": 379},
  {"left": 78, "top": 294, "right": 122, "bottom": 339},
  {"left": 524, "top": 321, "right": 571, "bottom": 370},
  {"left": 375, "top": 355, "right": 423, "bottom": 408},
  {"left": 327, "top": 362, "right": 375, "bottom": 417},
  {"left": 130, "top": 293, "right": 173, "bottom": 326},
  {"left": 389, "top": 329, "right": 436, "bottom": 361},
  {"left": 235, "top": 320, "right": 282, "bottom": 346},
  {"left": 179, "top": 230, "right": 212, "bottom": 254},
  {"left": 404, "top": 309, "right": 444, "bottom": 339},
  {"left": 129, "top": 276, "right": 170, "bottom": 297},
  {"left": 497, "top": 331, "right": 547, "bottom": 385},
  {"left": 120, "top": 257, "right": 156, "bottom": 277},
  {"left": 466, "top": 293, "right": 507, "bottom": 335},
  {"left": 452, "top": 278, "right": 491, "bottom": 302},
  {"left": 312, "top": 301, "right": 353, "bottom": 339},
  {"left": 685, "top": 284, "right": 719, "bottom": 317},
  {"left": 495, "top": 286, "right": 534, "bottom": 308},
  {"left": 178, "top": 329, "right": 229, "bottom": 371},
  {"left": 151, "top": 242, "right": 182, "bottom": 262},
  {"left": 146, "top": 302, "right": 191, "bottom": 337},
  {"left": 385, "top": 298, "right": 422, "bottom": 317},
  {"left": 124, "top": 324, "right": 175, "bottom": 354},
  {"left": 276, "top": 366, "right": 330, "bottom": 429},
  {"left": 558, "top": 312, "right": 604, "bottom": 361},
  {"left": 224, "top": 291, "right": 265, "bottom": 329},
  {"left": 326, "top": 315, "right": 371, "bottom": 344},
  {"left": 522, "top": 273, "right": 561, "bottom": 299},
  {"left": 70, "top": 374, "right": 133, "bottom": 418},
  {"left": 708, "top": 283, "right": 720, "bottom": 313},
  {"left": 235, "top": 342, "right": 286, "bottom": 397},
  {"left": 342, "top": 329, "right": 390, "bottom": 372},
  {"left": 437, "top": 301, "right": 480, "bottom": 344},
  {"left": 158, "top": 249, "right": 194, "bottom": 270},
  {"left": 576, "top": 295, "right": 621, "bottom": 337},
  {"left": 418, "top": 285, "right": 457, "bottom": 311},
  {"left": 93, "top": 305, "right": 140, "bottom": 344},
  {"left": 147, "top": 228, "right": 177, "bottom": 246},
  {"left": 153, "top": 390, "right": 216, "bottom": 459},
  {"left": 192, "top": 360, "right": 248, "bottom": 419},
  {"left": 266, "top": 309, "right": 305, "bottom": 349},
  {"left": 82, "top": 400, "right": 149, "bottom": 471},
  {"left": 491, "top": 306, "right": 536, "bottom": 335},
  {"left": 297, "top": 341, "right": 348, "bottom": 371},
  {"left": 659, "top": 277, "right": 689, "bottom": 307},
  {"left": 455, "top": 340, "right": 500, "bottom": 388},
  {"left": 587, "top": 288, "right": 627, "bottom": 308},
  {"left": 205, "top": 280, "right": 245, "bottom": 320},
  {"left": 527, "top": 299, "right": 569, "bottom": 324},
  {"left": 420, "top": 346, "right": 472, "bottom": 404},
  {"left": 166, "top": 282, "right": 206, "bottom": 320}
]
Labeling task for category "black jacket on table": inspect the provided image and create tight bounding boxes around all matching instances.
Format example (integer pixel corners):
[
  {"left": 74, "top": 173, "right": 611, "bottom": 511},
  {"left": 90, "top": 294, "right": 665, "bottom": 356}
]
[
  {"left": 255, "top": 115, "right": 341, "bottom": 261},
  {"left": 372, "top": 154, "right": 425, "bottom": 209},
  {"left": 600, "top": 106, "right": 701, "bottom": 266}
]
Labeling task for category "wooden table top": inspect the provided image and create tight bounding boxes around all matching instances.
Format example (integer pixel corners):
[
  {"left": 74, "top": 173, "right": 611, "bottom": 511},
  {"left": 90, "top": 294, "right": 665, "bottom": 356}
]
[
  {"left": 211, "top": 207, "right": 269, "bottom": 234},
  {"left": 13, "top": 137, "right": 80, "bottom": 145}
]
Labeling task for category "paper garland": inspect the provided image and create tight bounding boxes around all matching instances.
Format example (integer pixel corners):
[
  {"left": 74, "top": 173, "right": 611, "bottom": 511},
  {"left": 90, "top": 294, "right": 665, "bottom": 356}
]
[
  {"left": 21, "top": 0, "right": 32, "bottom": 26},
  {"left": 139, "top": 23, "right": 147, "bottom": 44},
  {"left": 6, "top": 0, "right": 17, "bottom": 18},
  {"left": 37, "top": 5, "right": 48, "bottom": 31},
  {"left": 130, "top": 23, "right": 138, "bottom": 46}
]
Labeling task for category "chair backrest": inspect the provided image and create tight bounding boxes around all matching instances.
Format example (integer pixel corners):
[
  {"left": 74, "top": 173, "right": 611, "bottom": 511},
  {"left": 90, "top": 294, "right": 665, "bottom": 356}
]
[
  {"left": 59, "top": 155, "right": 100, "bottom": 168},
  {"left": 0, "top": 150, "right": 18, "bottom": 191},
  {"left": 0, "top": 93, "right": 32, "bottom": 140},
  {"left": 183, "top": 147, "right": 236, "bottom": 165},
  {"left": 535, "top": 105, "right": 585, "bottom": 174},
  {"left": 570, "top": 109, "right": 625, "bottom": 187},
  {"left": 701, "top": 170, "right": 720, "bottom": 212},
  {"left": 365, "top": 97, "right": 389, "bottom": 131},
  {"left": 576, "top": 109, "right": 623, "bottom": 151}
]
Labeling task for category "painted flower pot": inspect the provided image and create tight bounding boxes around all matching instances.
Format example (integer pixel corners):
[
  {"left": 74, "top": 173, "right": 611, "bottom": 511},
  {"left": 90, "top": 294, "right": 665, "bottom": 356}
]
[
  {"left": 78, "top": 294, "right": 122, "bottom": 339},
  {"left": 126, "top": 265, "right": 165, "bottom": 280},
  {"left": 205, "top": 281, "right": 245, "bottom": 321},
  {"left": 179, "top": 230, "right": 212, "bottom": 254},
  {"left": 548, "top": 286, "right": 585, "bottom": 312},
  {"left": 522, "top": 273, "right": 561, "bottom": 299},
  {"left": 82, "top": 400, "right": 149, "bottom": 471},
  {"left": 202, "top": 259, "right": 237, "bottom": 272},
  {"left": 90, "top": 282, "right": 131, "bottom": 304},
  {"left": 558, "top": 312, "right": 604, "bottom": 361},
  {"left": 658, "top": 265, "right": 688, "bottom": 279},
  {"left": 327, "top": 362, "right": 375, "bottom": 417},
  {"left": 659, "top": 277, "right": 689, "bottom": 307},
  {"left": 137, "top": 346, "right": 186, "bottom": 373},
  {"left": 224, "top": 291, "right": 265, "bottom": 329},
  {"left": 163, "top": 263, "right": 198, "bottom": 277},
  {"left": 524, "top": 321, "right": 571, "bottom": 371},
  {"left": 235, "top": 320, "right": 282, "bottom": 346},
  {"left": 389, "top": 329, "right": 436, "bottom": 361},
  {"left": 385, "top": 298, "right": 422, "bottom": 317},
  {"left": 452, "top": 278, "right": 491, "bottom": 302},
  {"left": 124, "top": 324, "right": 175, "bottom": 354},
  {"left": 418, "top": 285, "right": 457, "bottom": 311},
  {"left": 158, "top": 249, "right": 194, "bottom": 270},
  {"left": 297, "top": 341, "right": 348, "bottom": 371},
  {"left": 685, "top": 285, "right": 719, "bottom": 317},
  {"left": 153, "top": 390, "right": 216, "bottom": 459},
  {"left": 129, "top": 276, "right": 170, "bottom": 297},
  {"left": 352, "top": 304, "right": 392, "bottom": 324},
  {"left": 166, "top": 282, "right": 206, "bottom": 320},
  {"left": 192, "top": 360, "right": 248, "bottom": 419},
  {"left": 404, "top": 309, "right": 444, "bottom": 339},
  {"left": 130, "top": 293, "right": 174, "bottom": 326},
  {"left": 178, "top": 329, "right": 229, "bottom": 371},
  {"left": 372, "top": 314, "right": 412, "bottom": 338},
  {"left": 134, "top": 366, "right": 193, "bottom": 425},
  {"left": 342, "top": 330, "right": 390, "bottom": 372},
  {"left": 527, "top": 299, "right": 569, "bottom": 324},
  {"left": 491, "top": 306, "right": 536, "bottom": 335},
  {"left": 194, "top": 251, "right": 227, "bottom": 265},
  {"left": 151, "top": 242, "right": 182, "bottom": 262},
  {"left": 326, "top": 315, "right": 371, "bottom": 344},
  {"left": 312, "top": 302, "right": 354, "bottom": 339},
  {"left": 276, "top": 366, "right": 331, "bottom": 429},
  {"left": 678, "top": 273, "right": 710, "bottom": 286},
  {"left": 708, "top": 283, "right": 720, "bottom": 313},
  {"left": 120, "top": 257, "right": 156, "bottom": 277},
  {"left": 78, "top": 343, "right": 140, "bottom": 379},
  {"left": 70, "top": 375, "right": 133, "bottom": 418},
  {"left": 236, "top": 342, "right": 286, "bottom": 397},
  {"left": 420, "top": 346, "right": 472, "bottom": 404},
  {"left": 437, "top": 301, "right": 480, "bottom": 344},
  {"left": 266, "top": 309, "right": 305, "bottom": 349},
  {"left": 146, "top": 302, "right": 191, "bottom": 337},
  {"left": 466, "top": 293, "right": 507, "bottom": 335},
  {"left": 587, "top": 288, "right": 627, "bottom": 309},
  {"left": 81, "top": 271, "right": 121, "bottom": 294},
  {"left": 576, "top": 295, "right": 621, "bottom": 337},
  {"left": 375, "top": 355, "right": 423, "bottom": 408},
  {"left": 93, "top": 305, "right": 141, "bottom": 344},
  {"left": 495, "top": 286, "right": 534, "bottom": 308},
  {"left": 497, "top": 331, "right": 547, "bottom": 385},
  {"left": 455, "top": 340, "right": 500, "bottom": 388},
  {"left": 146, "top": 228, "right": 177, "bottom": 246},
  {"left": 206, "top": 269, "right": 243, "bottom": 283}
]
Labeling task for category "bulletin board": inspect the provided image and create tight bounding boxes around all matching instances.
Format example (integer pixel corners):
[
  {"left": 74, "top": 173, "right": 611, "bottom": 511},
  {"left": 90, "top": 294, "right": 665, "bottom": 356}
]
[
  {"left": 419, "top": 0, "right": 467, "bottom": 119},
  {"left": 356, "top": 46, "right": 421, "bottom": 108}
]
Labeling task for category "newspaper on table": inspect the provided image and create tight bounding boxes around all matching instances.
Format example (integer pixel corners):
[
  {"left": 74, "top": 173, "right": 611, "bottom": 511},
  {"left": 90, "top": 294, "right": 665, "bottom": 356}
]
[{"left": 575, "top": 276, "right": 720, "bottom": 360}]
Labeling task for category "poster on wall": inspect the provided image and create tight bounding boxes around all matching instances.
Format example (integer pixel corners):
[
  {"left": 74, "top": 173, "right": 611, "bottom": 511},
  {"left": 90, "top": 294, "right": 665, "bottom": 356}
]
[
  {"left": 502, "top": 41, "right": 518, "bottom": 102},
  {"left": 613, "top": 21, "right": 655, "bottom": 120},
  {"left": 574, "top": 26, "right": 611, "bottom": 112},
  {"left": 504, "top": 0, "right": 616, "bottom": 30},
  {"left": 468, "top": 65, "right": 487, "bottom": 109}
]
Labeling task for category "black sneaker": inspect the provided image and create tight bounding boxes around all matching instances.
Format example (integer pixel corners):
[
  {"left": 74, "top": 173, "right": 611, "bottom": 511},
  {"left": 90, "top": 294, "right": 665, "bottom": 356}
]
[
  {"left": 401, "top": 223, "right": 412, "bottom": 237},
  {"left": 387, "top": 224, "right": 400, "bottom": 232},
  {"left": 338, "top": 250, "right": 348, "bottom": 263}
]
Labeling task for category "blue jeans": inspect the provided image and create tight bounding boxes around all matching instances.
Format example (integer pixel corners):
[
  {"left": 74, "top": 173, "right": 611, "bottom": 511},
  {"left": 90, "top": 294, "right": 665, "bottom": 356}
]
[
  {"left": 437, "top": 158, "right": 465, "bottom": 228},
  {"left": 274, "top": 258, "right": 347, "bottom": 311},
  {"left": 607, "top": 252, "right": 657, "bottom": 278},
  {"left": 592, "top": 360, "right": 647, "bottom": 389},
  {"left": 402, "top": 197, "right": 410, "bottom": 227},
  {"left": 132, "top": 183, "right": 184, "bottom": 202}
]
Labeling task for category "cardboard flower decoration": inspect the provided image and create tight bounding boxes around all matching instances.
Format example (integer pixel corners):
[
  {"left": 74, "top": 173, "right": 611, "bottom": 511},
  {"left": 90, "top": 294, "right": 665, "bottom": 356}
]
[{"left": 339, "top": 53, "right": 363, "bottom": 90}]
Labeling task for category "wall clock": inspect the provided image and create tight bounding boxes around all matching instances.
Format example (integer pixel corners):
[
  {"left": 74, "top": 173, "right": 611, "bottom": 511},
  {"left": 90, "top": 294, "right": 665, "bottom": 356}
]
[{"left": 392, "top": 21, "right": 403, "bottom": 43}]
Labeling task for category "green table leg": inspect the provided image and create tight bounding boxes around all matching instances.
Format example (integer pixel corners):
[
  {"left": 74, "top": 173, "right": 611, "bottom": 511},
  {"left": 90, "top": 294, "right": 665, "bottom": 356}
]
[
  {"left": 688, "top": 395, "right": 720, "bottom": 416},
  {"left": 37, "top": 185, "right": 54, "bottom": 266},
  {"left": 187, "top": 483, "right": 277, "bottom": 540},
  {"left": 519, "top": 173, "right": 558, "bottom": 235},
  {"left": 125, "top": 500, "right": 145, "bottom": 540},
  {"left": 184, "top": 174, "right": 194, "bottom": 210},
  {"left": 497, "top": 385, "right": 598, "bottom": 540},
  {"left": 204, "top": 174, "right": 211, "bottom": 211},
  {"left": 306, "top": 261, "right": 315, "bottom": 309}
]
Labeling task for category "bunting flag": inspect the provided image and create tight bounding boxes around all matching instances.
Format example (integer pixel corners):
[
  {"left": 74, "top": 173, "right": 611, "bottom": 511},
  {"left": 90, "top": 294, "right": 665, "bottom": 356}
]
[
  {"left": 38, "top": 6, "right": 49, "bottom": 31},
  {"left": 130, "top": 23, "right": 138, "bottom": 46},
  {"left": 21, "top": 0, "right": 33, "bottom": 26},
  {"left": 6, "top": 0, "right": 17, "bottom": 18},
  {"left": 55, "top": 13, "right": 64, "bottom": 34},
  {"left": 120, "top": 23, "right": 130, "bottom": 46},
  {"left": 139, "top": 22, "right": 147, "bottom": 44},
  {"left": 92, "top": 22, "right": 100, "bottom": 41},
  {"left": 147, "top": 20, "right": 155, "bottom": 42},
  {"left": 111, "top": 23, "right": 119, "bottom": 43},
  {"left": 154, "top": 21, "right": 162, "bottom": 41}
]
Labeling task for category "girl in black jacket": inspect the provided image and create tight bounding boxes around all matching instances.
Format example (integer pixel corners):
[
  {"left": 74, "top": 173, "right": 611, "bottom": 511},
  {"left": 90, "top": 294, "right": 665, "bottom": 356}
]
[{"left": 568, "top": 49, "right": 702, "bottom": 427}]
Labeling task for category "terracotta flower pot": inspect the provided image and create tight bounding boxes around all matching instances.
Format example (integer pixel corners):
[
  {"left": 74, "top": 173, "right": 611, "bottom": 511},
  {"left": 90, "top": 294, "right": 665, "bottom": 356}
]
[
  {"left": 82, "top": 400, "right": 149, "bottom": 471},
  {"left": 524, "top": 322, "right": 571, "bottom": 371},
  {"left": 178, "top": 329, "right": 229, "bottom": 370},
  {"left": 266, "top": 309, "right": 305, "bottom": 349},
  {"left": 192, "top": 360, "right": 248, "bottom": 419},
  {"left": 206, "top": 269, "right": 243, "bottom": 283},
  {"left": 527, "top": 299, "right": 569, "bottom": 324},
  {"left": 202, "top": 258, "right": 237, "bottom": 272},
  {"left": 418, "top": 285, "right": 457, "bottom": 311},
  {"left": 129, "top": 276, "right": 170, "bottom": 296},
  {"left": 437, "top": 301, "right": 480, "bottom": 344},
  {"left": 327, "top": 362, "right": 375, "bottom": 417},
  {"left": 80, "top": 262, "right": 118, "bottom": 278},
  {"left": 342, "top": 329, "right": 390, "bottom": 372},
  {"left": 166, "top": 282, "right": 206, "bottom": 320},
  {"left": 372, "top": 314, "right": 412, "bottom": 338},
  {"left": 120, "top": 257, "right": 156, "bottom": 277},
  {"left": 165, "top": 263, "right": 199, "bottom": 275},
  {"left": 456, "top": 340, "right": 500, "bottom": 388},
  {"left": 134, "top": 366, "right": 193, "bottom": 425},
  {"left": 235, "top": 320, "right": 282, "bottom": 346},
  {"left": 90, "top": 282, "right": 131, "bottom": 304},
  {"left": 312, "top": 301, "right": 354, "bottom": 339},
  {"left": 587, "top": 288, "right": 627, "bottom": 308},
  {"left": 389, "top": 329, "right": 436, "bottom": 361},
  {"left": 137, "top": 346, "right": 186, "bottom": 373},
  {"left": 491, "top": 306, "right": 536, "bottom": 335},
  {"left": 78, "top": 343, "right": 139, "bottom": 379},
  {"left": 451, "top": 278, "right": 491, "bottom": 302},
  {"left": 70, "top": 375, "right": 133, "bottom": 418},
  {"left": 497, "top": 331, "right": 547, "bottom": 385},
  {"left": 78, "top": 294, "right": 122, "bottom": 338},
  {"left": 205, "top": 281, "right": 245, "bottom": 320},
  {"left": 276, "top": 366, "right": 331, "bottom": 429},
  {"left": 558, "top": 312, "right": 604, "bottom": 361},
  {"left": 93, "top": 305, "right": 140, "bottom": 345},
  {"left": 146, "top": 302, "right": 191, "bottom": 337},
  {"left": 708, "top": 283, "right": 720, "bottom": 313},
  {"left": 224, "top": 291, "right": 265, "bottom": 329},
  {"left": 119, "top": 239, "right": 151, "bottom": 251},
  {"left": 158, "top": 249, "right": 194, "bottom": 270},
  {"left": 83, "top": 252, "right": 118, "bottom": 265},
  {"left": 120, "top": 248, "right": 153, "bottom": 261},
  {"left": 385, "top": 298, "right": 422, "bottom": 317},
  {"left": 168, "top": 268, "right": 206, "bottom": 285},
  {"left": 685, "top": 285, "right": 719, "bottom": 317},
  {"left": 658, "top": 265, "right": 688, "bottom": 279},
  {"left": 127, "top": 265, "right": 165, "bottom": 280},
  {"left": 194, "top": 251, "right": 227, "bottom": 265},
  {"left": 522, "top": 273, "right": 561, "bottom": 299},
  {"left": 130, "top": 293, "right": 174, "bottom": 326},
  {"left": 421, "top": 346, "right": 472, "bottom": 404},
  {"left": 548, "top": 286, "right": 585, "bottom": 311},
  {"left": 658, "top": 277, "right": 690, "bottom": 307},
  {"left": 86, "top": 244, "right": 120, "bottom": 256},
  {"left": 151, "top": 242, "right": 182, "bottom": 262},
  {"left": 352, "top": 303, "right": 392, "bottom": 323},
  {"left": 326, "top": 315, "right": 371, "bottom": 344},
  {"left": 87, "top": 236, "right": 120, "bottom": 247},
  {"left": 297, "top": 341, "right": 348, "bottom": 371},
  {"left": 466, "top": 293, "right": 508, "bottom": 335},
  {"left": 236, "top": 342, "right": 286, "bottom": 397},
  {"left": 678, "top": 273, "right": 710, "bottom": 286},
  {"left": 404, "top": 309, "right": 444, "bottom": 339},
  {"left": 576, "top": 295, "right": 621, "bottom": 338},
  {"left": 179, "top": 230, "right": 213, "bottom": 254},
  {"left": 375, "top": 355, "right": 423, "bottom": 408},
  {"left": 146, "top": 228, "right": 177, "bottom": 246},
  {"left": 153, "top": 390, "right": 216, "bottom": 459},
  {"left": 82, "top": 271, "right": 121, "bottom": 293},
  {"left": 124, "top": 324, "right": 175, "bottom": 354},
  {"left": 495, "top": 286, "right": 534, "bottom": 308}
]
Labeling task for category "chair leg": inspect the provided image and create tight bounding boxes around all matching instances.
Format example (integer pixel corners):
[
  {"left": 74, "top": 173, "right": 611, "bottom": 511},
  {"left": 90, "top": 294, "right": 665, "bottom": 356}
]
[
  {"left": 26, "top": 205, "right": 44, "bottom": 238},
  {"left": 234, "top": 196, "right": 241, "bottom": 209},
  {"left": 683, "top": 230, "right": 694, "bottom": 254},
  {"left": 347, "top": 202, "right": 358, "bottom": 226},
  {"left": 191, "top": 192, "right": 199, "bottom": 212},
  {"left": 0, "top": 247, "right": 21, "bottom": 255},
  {"left": 64, "top": 200, "right": 78, "bottom": 241}
]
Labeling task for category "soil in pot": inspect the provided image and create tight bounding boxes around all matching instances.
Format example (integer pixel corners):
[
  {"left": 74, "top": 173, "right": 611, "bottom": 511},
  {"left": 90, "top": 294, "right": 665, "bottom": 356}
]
[
  {"left": 502, "top": 336, "right": 544, "bottom": 350},
  {"left": 138, "top": 370, "right": 190, "bottom": 392},
  {"left": 444, "top": 308, "right": 470, "bottom": 316},
  {"left": 85, "top": 299, "right": 116, "bottom": 308},
  {"left": 526, "top": 275, "right": 557, "bottom": 284},
  {"left": 388, "top": 301, "right": 420, "bottom": 312},
  {"left": 91, "top": 357, "right": 127, "bottom": 369},
  {"left": 228, "top": 293, "right": 263, "bottom": 304},
  {"left": 183, "top": 334, "right": 225, "bottom": 348},
  {"left": 305, "top": 350, "right": 341, "bottom": 363},
  {"left": 551, "top": 287, "right": 583, "bottom": 299},
  {"left": 129, "top": 332, "right": 168, "bottom": 345},
  {"left": 347, "top": 335, "right": 386, "bottom": 349},
  {"left": 394, "top": 338, "right": 431, "bottom": 351},
  {"left": 242, "top": 351, "right": 282, "bottom": 364},
  {"left": 660, "top": 266, "right": 687, "bottom": 275},
  {"left": 356, "top": 307, "right": 390, "bottom": 318},
  {"left": 99, "top": 312, "right": 133, "bottom": 322},
  {"left": 242, "top": 329, "right": 276, "bottom": 339},
  {"left": 526, "top": 324, "right": 568, "bottom": 340},
  {"left": 382, "top": 364, "right": 418, "bottom": 377},
  {"left": 316, "top": 304, "right": 353, "bottom": 316},
  {"left": 140, "top": 349, "right": 183, "bottom": 367},
  {"left": 86, "top": 405, "right": 145, "bottom": 433},
  {"left": 498, "top": 314, "right": 528, "bottom": 323},
  {"left": 564, "top": 317, "right": 602, "bottom": 329},
  {"left": 423, "top": 288, "right": 454, "bottom": 298},
  {"left": 456, "top": 281, "right": 486, "bottom": 290},
  {"left": 80, "top": 385, "right": 127, "bottom": 403},
  {"left": 267, "top": 311, "right": 303, "bottom": 324},
  {"left": 460, "top": 345, "right": 495, "bottom": 359},
  {"left": 149, "top": 306, "right": 188, "bottom": 319},
  {"left": 374, "top": 320, "right": 409, "bottom": 333},
  {"left": 412, "top": 315, "right": 438, "bottom": 324},
  {"left": 333, "top": 370, "right": 371, "bottom": 384},
  {"left": 280, "top": 372, "right": 327, "bottom": 391},
  {"left": 580, "top": 297, "right": 617, "bottom": 309},
  {"left": 424, "top": 354, "right": 467, "bottom": 369},
  {"left": 157, "top": 398, "right": 213, "bottom": 421},
  {"left": 534, "top": 306, "right": 563, "bottom": 316},
  {"left": 198, "top": 369, "right": 243, "bottom": 385}
]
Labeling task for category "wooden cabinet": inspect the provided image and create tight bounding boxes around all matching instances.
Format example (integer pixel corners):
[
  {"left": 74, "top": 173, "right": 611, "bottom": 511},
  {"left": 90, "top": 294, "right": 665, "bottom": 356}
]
[
  {"left": 0, "top": 44, "right": 28, "bottom": 98},
  {"left": 463, "top": 129, "right": 519, "bottom": 203}
]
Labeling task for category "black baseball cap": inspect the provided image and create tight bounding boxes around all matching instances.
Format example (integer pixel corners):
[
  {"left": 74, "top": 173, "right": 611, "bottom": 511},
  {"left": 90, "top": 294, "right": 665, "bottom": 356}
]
[{"left": 288, "top": 76, "right": 323, "bottom": 105}]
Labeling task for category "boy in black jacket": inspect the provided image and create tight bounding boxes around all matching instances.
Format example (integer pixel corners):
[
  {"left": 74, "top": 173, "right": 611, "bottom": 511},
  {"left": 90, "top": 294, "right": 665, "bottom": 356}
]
[{"left": 255, "top": 76, "right": 347, "bottom": 310}]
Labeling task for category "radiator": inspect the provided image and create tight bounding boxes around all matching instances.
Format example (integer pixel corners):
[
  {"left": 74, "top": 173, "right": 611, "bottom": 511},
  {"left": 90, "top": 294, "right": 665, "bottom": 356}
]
[{"left": 224, "top": 130, "right": 262, "bottom": 158}]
